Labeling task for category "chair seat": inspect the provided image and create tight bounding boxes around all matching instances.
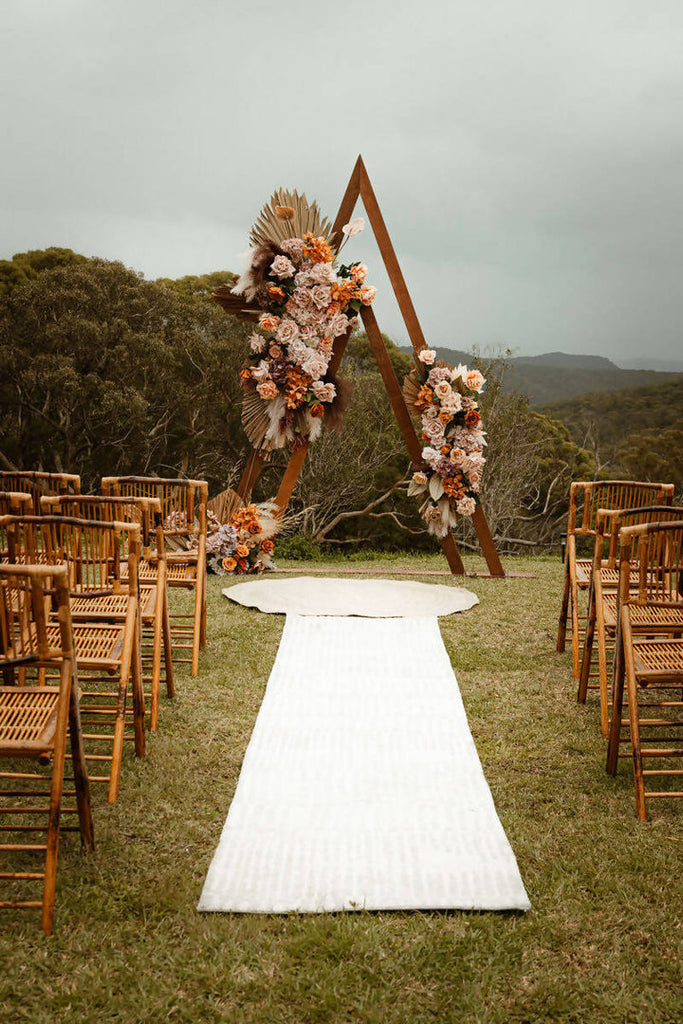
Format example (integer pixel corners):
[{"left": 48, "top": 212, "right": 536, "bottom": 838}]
[
  {"left": 0, "top": 686, "right": 59, "bottom": 755},
  {"left": 121, "top": 558, "right": 196, "bottom": 586},
  {"left": 46, "top": 622, "right": 125, "bottom": 669},
  {"left": 602, "top": 595, "right": 683, "bottom": 631},
  {"left": 70, "top": 586, "right": 157, "bottom": 620},
  {"left": 576, "top": 559, "right": 592, "bottom": 587},
  {"left": 632, "top": 637, "right": 683, "bottom": 680}
]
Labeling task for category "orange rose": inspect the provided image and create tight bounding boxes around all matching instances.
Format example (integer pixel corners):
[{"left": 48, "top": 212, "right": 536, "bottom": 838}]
[
  {"left": 247, "top": 521, "right": 261, "bottom": 536},
  {"left": 440, "top": 445, "right": 451, "bottom": 456},
  {"left": 438, "top": 410, "right": 452, "bottom": 426},
  {"left": 259, "top": 313, "right": 279, "bottom": 333},
  {"left": 310, "top": 402, "right": 325, "bottom": 418},
  {"left": 464, "top": 409, "right": 481, "bottom": 428},
  {"left": 260, "top": 538, "right": 274, "bottom": 554},
  {"left": 235, "top": 544, "right": 250, "bottom": 558},
  {"left": 257, "top": 381, "right": 278, "bottom": 400},
  {"left": 268, "top": 285, "right": 285, "bottom": 302},
  {"left": 222, "top": 556, "right": 237, "bottom": 572},
  {"left": 414, "top": 384, "right": 434, "bottom": 411}
]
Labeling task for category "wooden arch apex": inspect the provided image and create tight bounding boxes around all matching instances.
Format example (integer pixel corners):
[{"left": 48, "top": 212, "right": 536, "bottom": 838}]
[{"left": 220, "top": 155, "right": 505, "bottom": 577}]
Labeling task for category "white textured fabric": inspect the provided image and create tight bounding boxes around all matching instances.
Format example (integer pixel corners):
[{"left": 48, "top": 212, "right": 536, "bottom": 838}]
[
  {"left": 198, "top": 615, "right": 530, "bottom": 913},
  {"left": 223, "top": 576, "right": 479, "bottom": 617}
]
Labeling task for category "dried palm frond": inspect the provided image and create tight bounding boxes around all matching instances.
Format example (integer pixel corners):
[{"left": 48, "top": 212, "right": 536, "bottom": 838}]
[
  {"left": 249, "top": 189, "right": 332, "bottom": 248},
  {"left": 242, "top": 390, "right": 277, "bottom": 450},
  {"left": 207, "top": 487, "right": 244, "bottom": 524},
  {"left": 402, "top": 368, "right": 422, "bottom": 417}
]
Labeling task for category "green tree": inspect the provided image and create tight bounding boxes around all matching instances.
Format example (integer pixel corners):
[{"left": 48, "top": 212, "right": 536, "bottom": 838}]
[
  {"left": 0, "top": 247, "right": 88, "bottom": 297},
  {"left": 0, "top": 257, "right": 251, "bottom": 489}
]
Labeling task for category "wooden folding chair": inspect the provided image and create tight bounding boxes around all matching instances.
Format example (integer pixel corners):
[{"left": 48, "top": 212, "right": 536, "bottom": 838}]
[
  {"left": 606, "top": 521, "right": 683, "bottom": 819},
  {"left": 0, "top": 471, "right": 81, "bottom": 509},
  {"left": 101, "top": 477, "right": 208, "bottom": 676},
  {"left": 40, "top": 494, "right": 174, "bottom": 731},
  {"left": 0, "top": 563, "right": 94, "bottom": 935},
  {"left": 578, "top": 505, "right": 683, "bottom": 736},
  {"left": 557, "top": 481, "right": 674, "bottom": 678},
  {"left": 1, "top": 515, "right": 146, "bottom": 803}
]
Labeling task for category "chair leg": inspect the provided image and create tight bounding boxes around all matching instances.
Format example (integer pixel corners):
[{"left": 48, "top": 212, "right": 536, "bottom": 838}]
[
  {"left": 67, "top": 668, "right": 94, "bottom": 852},
  {"left": 570, "top": 573, "right": 582, "bottom": 680},
  {"left": 41, "top": 663, "right": 71, "bottom": 935},
  {"left": 162, "top": 589, "right": 174, "bottom": 698},
  {"left": 108, "top": 606, "right": 137, "bottom": 804},
  {"left": 557, "top": 559, "right": 570, "bottom": 653},
  {"left": 191, "top": 577, "right": 203, "bottom": 677},
  {"left": 577, "top": 580, "right": 596, "bottom": 704},
  {"left": 625, "top": 660, "right": 647, "bottom": 821},
  {"left": 200, "top": 570, "right": 207, "bottom": 649},
  {"left": 149, "top": 587, "right": 164, "bottom": 732},
  {"left": 595, "top": 588, "right": 611, "bottom": 739},
  {"left": 606, "top": 630, "right": 626, "bottom": 776},
  {"left": 130, "top": 628, "right": 146, "bottom": 759}
]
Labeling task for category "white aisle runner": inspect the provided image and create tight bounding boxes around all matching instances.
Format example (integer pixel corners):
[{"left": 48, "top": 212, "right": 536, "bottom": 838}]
[{"left": 198, "top": 615, "right": 530, "bottom": 913}]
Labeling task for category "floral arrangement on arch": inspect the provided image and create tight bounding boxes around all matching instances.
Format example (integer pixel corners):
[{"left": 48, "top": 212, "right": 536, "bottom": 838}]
[
  {"left": 231, "top": 192, "right": 376, "bottom": 451},
  {"left": 205, "top": 500, "right": 279, "bottom": 575},
  {"left": 403, "top": 350, "right": 486, "bottom": 538}
]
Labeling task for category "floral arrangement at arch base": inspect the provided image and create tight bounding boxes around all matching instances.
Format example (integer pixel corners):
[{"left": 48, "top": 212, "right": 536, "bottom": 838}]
[
  {"left": 205, "top": 499, "right": 280, "bottom": 575},
  {"left": 232, "top": 190, "right": 376, "bottom": 451},
  {"left": 403, "top": 350, "right": 487, "bottom": 538}
]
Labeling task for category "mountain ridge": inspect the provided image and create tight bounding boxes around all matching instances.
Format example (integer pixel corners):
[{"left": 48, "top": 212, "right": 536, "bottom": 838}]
[{"left": 398, "top": 346, "right": 682, "bottom": 405}]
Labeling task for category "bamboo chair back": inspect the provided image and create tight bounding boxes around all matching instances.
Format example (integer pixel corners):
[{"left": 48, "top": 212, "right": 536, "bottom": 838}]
[
  {"left": 593, "top": 505, "right": 683, "bottom": 571},
  {"left": 619, "top": 522, "right": 683, "bottom": 608},
  {"left": 41, "top": 494, "right": 163, "bottom": 560},
  {"left": 100, "top": 476, "right": 208, "bottom": 543},
  {"left": 0, "top": 515, "right": 139, "bottom": 597},
  {"left": 0, "top": 472, "right": 81, "bottom": 510},
  {"left": 568, "top": 480, "right": 674, "bottom": 541}
]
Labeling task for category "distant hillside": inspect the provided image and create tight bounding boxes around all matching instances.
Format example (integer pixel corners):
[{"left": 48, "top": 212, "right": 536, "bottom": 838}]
[
  {"left": 399, "top": 347, "right": 682, "bottom": 405},
  {"left": 541, "top": 378, "right": 683, "bottom": 451}
]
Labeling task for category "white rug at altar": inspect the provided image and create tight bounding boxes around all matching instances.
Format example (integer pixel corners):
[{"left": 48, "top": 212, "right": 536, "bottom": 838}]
[
  {"left": 223, "top": 576, "right": 479, "bottom": 617},
  {"left": 198, "top": 615, "right": 530, "bottom": 913}
]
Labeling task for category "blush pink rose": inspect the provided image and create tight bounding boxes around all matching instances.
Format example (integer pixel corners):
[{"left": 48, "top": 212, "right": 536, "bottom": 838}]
[
  {"left": 359, "top": 284, "right": 376, "bottom": 305},
  {"left": 276, "top": 319, "right": 300, "bottom": 344},
  {"left": 456, "top": 495, "right": 477, "bottom": 516},
  {"left": 310, "top": 284, "right": 332, "bottom": 310},
  {"left": 328, "top": 312, "right": 350, "bottom": 337},
  {"left": 270, "top": 255, "right": 295, "bottom": 279}
]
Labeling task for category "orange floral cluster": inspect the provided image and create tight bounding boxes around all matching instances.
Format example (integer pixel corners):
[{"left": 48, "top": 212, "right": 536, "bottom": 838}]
[
  {"left": 284, "top": 365, "right": 313, "bottom": 409},
  {"left": 231, "top": 504, "right": 262, "bottom": 537},
  {"left": 442, "top": 473, "right": 468, "bottom": 500},
  {"left": 302, "top": 232, "right": 334, "bottom": 264},
  {"left": 330, "top": 280, "right": 357, "bottom": 306},
  {"left": 414, "top": 384, "right": 434, "bottom": 411}
]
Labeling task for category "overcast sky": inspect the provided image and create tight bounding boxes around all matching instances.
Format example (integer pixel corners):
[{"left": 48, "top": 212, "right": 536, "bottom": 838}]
[{"left": 2, "top": 0, "right": 682, "bottom": 365}]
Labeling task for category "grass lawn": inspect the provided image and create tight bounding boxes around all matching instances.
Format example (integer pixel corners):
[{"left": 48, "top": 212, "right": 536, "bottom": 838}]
[{"left": 1, "top": 554, "right": 681, "bottom": 1023}]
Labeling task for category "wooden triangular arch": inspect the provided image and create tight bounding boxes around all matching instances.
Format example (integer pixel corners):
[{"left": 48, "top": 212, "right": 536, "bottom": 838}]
[{"left": 228, "top": 155, "right": 504, "bottom": 577}]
